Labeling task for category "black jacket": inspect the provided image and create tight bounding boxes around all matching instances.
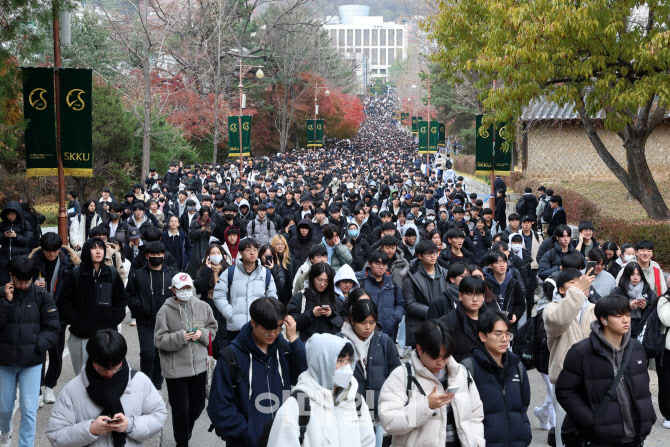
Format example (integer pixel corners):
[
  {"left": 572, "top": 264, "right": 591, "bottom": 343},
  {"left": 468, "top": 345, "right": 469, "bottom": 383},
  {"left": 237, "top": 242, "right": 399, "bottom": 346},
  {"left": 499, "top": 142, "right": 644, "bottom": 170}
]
[
  {"left": 127, "top": 264, "right": 178, "bottom": 327},
  {"left": 439, "top": 304, "right": 486, "bottom": 362},
  {"left": 538, "top": 242, "right": 577, "bottom": 280},
  {"left": 402, "top": 259, "right": 449, "bottom": 347},
  {"left": 0, "top": 201, "right": 34, "bottom": 271},
  {"left": 288, "top": 219, "right": 318, "bottom": 268},
  {"left": 426, "top": 282, "right": 461, "bottom": 320},
  {"left": 0, "top": 285, "right": 60, "bottom": 367},
  {"left": 484, "top": 269, "right": 526, "bottom": 324},
  {"left": 546, "top": 208, "right": 567, "bottom": 239},
  {"left": 29, "top": 246, "right": 79, "bottom": 303},
  {"left": 556, "top": 328, "right": 656, "bottom": 443},
  {"left": 288, "top": 290, "right": 344, "bottom": 342},
  {"left": 58, "top": 264, "right": 128, "bottom": 339}
]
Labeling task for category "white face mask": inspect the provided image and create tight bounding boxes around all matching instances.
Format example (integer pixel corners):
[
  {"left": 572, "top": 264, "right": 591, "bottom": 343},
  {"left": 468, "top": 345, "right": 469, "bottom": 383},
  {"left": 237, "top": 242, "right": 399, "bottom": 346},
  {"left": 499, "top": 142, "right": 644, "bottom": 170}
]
[
  {"left": 333, "top": 364, "right": 353, "bottom": 389},
  {"left": 175, "top": 289, "right": 192, "bottom": 301},
  {"left": 210, "top": 254, "right": 223, "bottom": 265},
  {"left": 464, "top": 216, "right": 471, "bottom": 222},
  {"left": 623, "top": 254, "right": 636, "bottom": 263},
  {"left": 511, "top": 244, "right": 523, "bottom": 253}
]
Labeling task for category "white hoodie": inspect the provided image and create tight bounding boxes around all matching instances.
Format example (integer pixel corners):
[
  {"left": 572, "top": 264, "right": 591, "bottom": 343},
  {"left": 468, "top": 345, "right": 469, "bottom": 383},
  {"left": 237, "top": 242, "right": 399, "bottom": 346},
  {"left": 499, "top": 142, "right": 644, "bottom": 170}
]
[{"left": 267, "top": 334, "right": 375, "bottom": 447}]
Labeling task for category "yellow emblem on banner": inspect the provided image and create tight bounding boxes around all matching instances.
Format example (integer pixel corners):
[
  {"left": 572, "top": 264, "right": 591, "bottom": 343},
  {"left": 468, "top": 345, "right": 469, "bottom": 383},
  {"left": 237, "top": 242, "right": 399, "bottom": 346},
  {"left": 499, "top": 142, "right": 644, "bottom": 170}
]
[
  {"left": 230, "top": 123, "right": 237, "bottom": 132},
  {"left": 65, "top": 89, "right": 86, "bottom": 111},
  {"left": 28, "top": 88, "right": 48, "bottom": 110}
]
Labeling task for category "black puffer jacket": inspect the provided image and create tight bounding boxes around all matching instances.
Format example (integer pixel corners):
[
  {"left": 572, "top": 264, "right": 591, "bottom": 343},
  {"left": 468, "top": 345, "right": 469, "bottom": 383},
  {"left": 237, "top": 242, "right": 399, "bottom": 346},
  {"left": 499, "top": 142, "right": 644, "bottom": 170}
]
[
  {"left": 127, "top": 263, "right": 178, "bottom": 327},
  {"left": 0, "top": 284, "right": 60, "bottom": 367},
  {"left": 439, "top": 303, "right": 487, "bottom": 362},
  {"left": 0, "top": 201, "right": 34, "bottom": 271},
  {"left": 556, "top": 323, "right": 656, "bottom": 444},
  {"left": 288, "top": 219, "right": 318, "bottom": 268}
]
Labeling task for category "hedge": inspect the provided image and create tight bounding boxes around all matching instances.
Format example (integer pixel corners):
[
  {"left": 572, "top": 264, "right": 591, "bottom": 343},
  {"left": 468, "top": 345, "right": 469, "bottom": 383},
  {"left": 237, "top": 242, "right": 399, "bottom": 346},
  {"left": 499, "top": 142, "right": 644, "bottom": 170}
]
[{"left": 505, "top": 174, "right": 670, "bottom": 269}]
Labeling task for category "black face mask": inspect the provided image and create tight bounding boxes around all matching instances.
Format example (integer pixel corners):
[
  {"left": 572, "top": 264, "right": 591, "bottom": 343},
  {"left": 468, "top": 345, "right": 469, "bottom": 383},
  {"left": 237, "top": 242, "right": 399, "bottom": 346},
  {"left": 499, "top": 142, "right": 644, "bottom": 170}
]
[
  {"left": 148, "top": 256, "right": 164, "bottom": 267},
  {"left": 224, "top": 214, "right": 235, "bottom": 221},
  {"left": 110, "top": 213, "right": 120, "bottom": 221}
]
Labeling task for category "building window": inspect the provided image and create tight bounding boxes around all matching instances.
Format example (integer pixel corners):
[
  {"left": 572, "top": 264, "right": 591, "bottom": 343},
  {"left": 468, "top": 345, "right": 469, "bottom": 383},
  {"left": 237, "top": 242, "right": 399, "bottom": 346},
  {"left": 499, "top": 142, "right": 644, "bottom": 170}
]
[
  {"left": 347, "top": 29, "right": 353, "bottom": 47},
  {"left": 372, "top": 48, "right": 378, "bottom": 65},
  {"left": 330, "top": 29, "right": 336, "bottom": 41},
  {"left": 380, "top": 29, "right": 386, "bottom": 46},
  {"left": 363, "top": 29, "right": 370, "bottom": 46},
  {"left": 388, "top": 29, "right": 394, "bottom": 45},
  {"left": 380, "top": 48, "right": 386, "bottom": 65},
  {"left": 355, "top": 48, "right": 362, "bottom": 53},
  {"left": 363, "top": 48, "right": 370, "bottom": 60},
  {"left": 380, "top": 69, "right": 386, "bottom": 74},
  {"left": 388, "top": 48, "right": 394, "bottom": 65},
  {"left": 372, "top": 29, "right": 378, "bottom": 46},
  {"left": 396, "top": 29, "right": 403, "bottom": 46},
  {"left": 338, "top": 29, "right": 345, "bottom": 46},
  {"left": 355, "top": 29, "right": 361, "bottom": 46}
]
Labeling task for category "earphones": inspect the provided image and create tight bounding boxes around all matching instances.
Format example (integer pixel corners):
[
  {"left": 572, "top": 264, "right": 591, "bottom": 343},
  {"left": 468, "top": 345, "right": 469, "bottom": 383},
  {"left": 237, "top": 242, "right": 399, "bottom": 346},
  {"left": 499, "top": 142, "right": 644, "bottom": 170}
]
[{"left": 603, "top": 320, "right": 608, "bottom": 325}]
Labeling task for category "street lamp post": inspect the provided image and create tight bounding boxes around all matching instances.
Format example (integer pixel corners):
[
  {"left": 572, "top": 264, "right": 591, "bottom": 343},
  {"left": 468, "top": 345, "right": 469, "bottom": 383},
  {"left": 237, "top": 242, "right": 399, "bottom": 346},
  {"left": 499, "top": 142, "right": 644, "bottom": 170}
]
[
  {"left": 237, "top": 59, "right": 264, "bottom": 174},
  {"left": 314, "top": 84, "right": 330, "bottom": 152}
]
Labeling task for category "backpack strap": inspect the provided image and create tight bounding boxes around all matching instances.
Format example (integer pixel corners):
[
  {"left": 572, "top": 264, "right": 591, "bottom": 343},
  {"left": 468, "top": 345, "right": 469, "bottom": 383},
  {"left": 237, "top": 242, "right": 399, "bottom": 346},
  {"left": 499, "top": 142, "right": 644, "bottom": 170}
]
[
  {"left": 516, "top": 362, "right": 525, "bottom": 387},
  {"left": 251, "top": 220, "right": 256, "bottom": 236},
  {"left": 291, "top": 391, "right": 311, "bottom": 445},
  {"left": 72, "top": 266, "right": 81, "bottom": 290},
  {"left": 130, "top": 369, "right": 138, "bottom": 380},
  {"left": 221, "top": 346, "right": 241, "bottom": 391},
  {"left": 404, "top": 361, "right": 426, "bottom": 405},
  {"left": 460, "top": 357, "right": 475, "bottom": 388},
  {"left": 654, "top": 267, "right": 662, "bottom": 297},
  {"left": 226, "top": 265, "right": 235, "bottom": 303},
  {"left": 265, "top": 267, "right": 272, "bottom": 292}
]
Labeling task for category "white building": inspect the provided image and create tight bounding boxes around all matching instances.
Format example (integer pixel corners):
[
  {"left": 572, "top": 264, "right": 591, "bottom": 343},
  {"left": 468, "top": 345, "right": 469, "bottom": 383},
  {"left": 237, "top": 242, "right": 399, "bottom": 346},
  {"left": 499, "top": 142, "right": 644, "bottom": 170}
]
[{"left": 324, "top": 5, "right": 409, "bottom": 84}]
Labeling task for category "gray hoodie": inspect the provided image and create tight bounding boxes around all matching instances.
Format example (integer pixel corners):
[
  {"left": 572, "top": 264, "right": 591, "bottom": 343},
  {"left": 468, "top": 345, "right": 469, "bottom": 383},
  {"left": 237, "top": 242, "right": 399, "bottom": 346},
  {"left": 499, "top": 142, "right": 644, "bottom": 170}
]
[{"left": 590, "top": 320, "right": 636, "bottom": 442}]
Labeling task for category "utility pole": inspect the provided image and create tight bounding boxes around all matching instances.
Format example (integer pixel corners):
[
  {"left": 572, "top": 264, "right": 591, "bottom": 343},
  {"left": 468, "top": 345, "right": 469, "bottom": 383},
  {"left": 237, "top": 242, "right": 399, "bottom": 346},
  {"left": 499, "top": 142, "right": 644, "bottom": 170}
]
[{"left": 52, "top": 3, "right": 67, "bottom": 242}]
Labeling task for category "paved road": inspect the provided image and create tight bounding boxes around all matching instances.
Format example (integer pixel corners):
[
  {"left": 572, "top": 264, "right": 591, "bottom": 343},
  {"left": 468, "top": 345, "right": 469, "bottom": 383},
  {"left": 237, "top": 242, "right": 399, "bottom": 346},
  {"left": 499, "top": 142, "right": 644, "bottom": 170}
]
[{"left": 8, "top": 310, "right": 667, "bottom": 447}]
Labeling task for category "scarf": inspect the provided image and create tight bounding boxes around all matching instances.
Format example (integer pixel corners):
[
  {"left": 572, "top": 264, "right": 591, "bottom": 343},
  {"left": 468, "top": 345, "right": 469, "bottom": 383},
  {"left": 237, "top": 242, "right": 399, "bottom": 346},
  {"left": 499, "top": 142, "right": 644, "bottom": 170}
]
[
  {"left": 85, "top": 359, "right": 130, "bottom": 447},
  {"left": 341, "top": 321, "right": 372, "bottom": 374},
  {"left": 627, "top": 282, "right": 645, "bottom": 320},
  {"left": 196, "top": 216, "right": 209, "bottom": 228}
]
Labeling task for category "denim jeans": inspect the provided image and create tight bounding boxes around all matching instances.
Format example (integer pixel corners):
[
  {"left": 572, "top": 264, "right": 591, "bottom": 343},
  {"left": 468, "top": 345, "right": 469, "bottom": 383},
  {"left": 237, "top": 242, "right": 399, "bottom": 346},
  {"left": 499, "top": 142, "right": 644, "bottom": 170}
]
[
  {"left": 374, "top": 422, "right": 387, "bottom": 447},
  {"left": 396, "top": 315, "right": 407, "bottom": 347},
  {"left": 0, "top": 364, "right": 43, "bottom": 447}
]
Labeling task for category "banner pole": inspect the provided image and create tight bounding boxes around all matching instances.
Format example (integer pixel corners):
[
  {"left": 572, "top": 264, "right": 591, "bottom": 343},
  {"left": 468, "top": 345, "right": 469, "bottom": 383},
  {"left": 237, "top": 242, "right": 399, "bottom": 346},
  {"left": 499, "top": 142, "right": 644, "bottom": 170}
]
[
  {"left": 53, "top": 4, "right": 68, "bottom": 242},
  {"left": 490, "top": 80, "right": 497, "bottom": 212}
]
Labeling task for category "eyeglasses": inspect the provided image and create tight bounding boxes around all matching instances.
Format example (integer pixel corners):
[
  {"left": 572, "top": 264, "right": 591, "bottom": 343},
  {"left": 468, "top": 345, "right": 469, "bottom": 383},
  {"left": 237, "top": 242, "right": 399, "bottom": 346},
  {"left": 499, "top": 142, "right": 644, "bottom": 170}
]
[
  {"left": 462, "top": 293, "right": 485, "bottom": 300},
  {"left": 489, "top": 331, "right": 514, "bottom": 341},
  {"left": 313, "top": 277, "right": 329, "bottom": 285},
  {"left": 95, "top": 365, "right": 123, "bottom": 374},
  {"left": 261, "top": 327, "right": 283, "bottom": 337}
]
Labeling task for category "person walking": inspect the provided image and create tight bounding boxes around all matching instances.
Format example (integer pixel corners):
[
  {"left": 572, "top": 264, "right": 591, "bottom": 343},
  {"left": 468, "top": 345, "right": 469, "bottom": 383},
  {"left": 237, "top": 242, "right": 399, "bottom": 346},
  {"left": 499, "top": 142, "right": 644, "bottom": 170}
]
[
  {"left": 154, "top": 273, "right": 217, "bottom": 447},
  {"left": 0, "top": 258, "right": 60, "bottom": 447}
]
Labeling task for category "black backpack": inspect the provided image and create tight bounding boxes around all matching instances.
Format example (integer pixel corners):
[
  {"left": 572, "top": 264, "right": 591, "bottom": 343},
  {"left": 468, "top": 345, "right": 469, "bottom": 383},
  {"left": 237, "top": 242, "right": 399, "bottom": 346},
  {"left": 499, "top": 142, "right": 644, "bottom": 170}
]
[
  {"left": 541, "top": 198, "right": 553, "bottom": 223},
  {"left": 515, "top": 196, "right": 526, "bottom": 214},
  {"left": 444, "top": 158, "right": 453, "bottom": 170},
  {"left": 637, "top": 297, "right": 667, "bottom": 359},
  {"left": 512, "top": 309, "right": 550, "bottom": 375}
]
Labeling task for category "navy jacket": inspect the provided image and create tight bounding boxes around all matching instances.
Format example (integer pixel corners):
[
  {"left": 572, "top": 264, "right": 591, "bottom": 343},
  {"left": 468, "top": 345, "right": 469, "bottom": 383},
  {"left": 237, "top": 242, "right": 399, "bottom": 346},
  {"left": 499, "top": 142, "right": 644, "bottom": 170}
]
[
  {"left": 338, "top": 330, "right": 401, "bottom": 419},
  {"left": 206, "top": 322, "right": 307, "bottom": 447},
  {"left": 161, "top": 229, "right": 192, "bottom": 271},
  {"left": 470, "top": 348, "right": 532, "bottom": 447},
  {"left": 356, "top": 269, "right": 404, "bottom": 339}
]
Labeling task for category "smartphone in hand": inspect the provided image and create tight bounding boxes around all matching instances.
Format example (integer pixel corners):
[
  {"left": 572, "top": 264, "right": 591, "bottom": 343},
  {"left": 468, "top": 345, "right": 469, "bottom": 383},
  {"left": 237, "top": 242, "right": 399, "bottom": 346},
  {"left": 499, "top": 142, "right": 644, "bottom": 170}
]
[{"left": 586, "top": 261, "right": 597, "bottom": 276}]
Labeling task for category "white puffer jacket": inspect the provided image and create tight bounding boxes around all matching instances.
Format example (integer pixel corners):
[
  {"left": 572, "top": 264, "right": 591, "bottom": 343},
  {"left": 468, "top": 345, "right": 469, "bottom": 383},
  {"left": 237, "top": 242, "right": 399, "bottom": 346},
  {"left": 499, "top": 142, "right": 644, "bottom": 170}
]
[
  {"left": 212, "top": 258, "right": 278, "bottom": 331},
  {"left": 46, "top": 369, "right": 167, "bottom": 447},
  {"left": 378, "top": 353, "right": 485, "bottom": 447},
  {"left": 69, "top": 212, "right": 103, "bottom": 250},
  {"left": 656, "top": 294, "right": 670, "bottom": 350}
]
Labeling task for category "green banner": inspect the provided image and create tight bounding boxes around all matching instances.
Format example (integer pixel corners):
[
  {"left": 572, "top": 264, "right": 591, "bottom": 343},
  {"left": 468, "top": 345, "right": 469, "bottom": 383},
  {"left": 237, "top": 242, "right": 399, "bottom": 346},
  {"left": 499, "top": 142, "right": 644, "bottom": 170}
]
[
  {"left": 401, "top": 112, "right": 407, "bottom": 123},
  {"left": 60, "top": 68, "right": 93, "bottom": 177},
  {"left": 418, "top": 120, "right": 429, "bottom": 154},
  {"left": 438, "top": 122, "right": 446, "bottom": 145},
  {"left": 475, "top": 114, "right": 512, "bottom": 175},
  {"left": 228, "top": 115, "right": 251, "bottom": 157},
  {"left": 22, "top": 67, "right": 57, "bottom": 177},
  {"left": 306, "top": 119, "right": 323, "bottom": 147},
  {"left": 411, "top": 116, "right": 418, "bottom": 134},
  {"left": 429, "top": 120, "right": 439, "bottom": 153}
]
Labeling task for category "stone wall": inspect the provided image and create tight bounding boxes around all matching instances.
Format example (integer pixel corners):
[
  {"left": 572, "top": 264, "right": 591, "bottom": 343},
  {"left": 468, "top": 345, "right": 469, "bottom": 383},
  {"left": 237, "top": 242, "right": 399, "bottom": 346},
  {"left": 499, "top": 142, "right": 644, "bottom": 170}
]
[{"left": 524, "top": 122, "right": 670, "bottom": 182}]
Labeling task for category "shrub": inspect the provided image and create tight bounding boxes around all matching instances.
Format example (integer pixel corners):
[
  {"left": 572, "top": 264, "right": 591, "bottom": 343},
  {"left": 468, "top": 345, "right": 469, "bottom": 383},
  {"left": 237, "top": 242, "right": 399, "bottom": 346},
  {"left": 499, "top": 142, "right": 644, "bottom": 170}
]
[
  {"left": 453, "top": 155, "right": 475, "bottom": 175},
  {"left": 595, "top": 218, "right": 670, "bottom": 270}
]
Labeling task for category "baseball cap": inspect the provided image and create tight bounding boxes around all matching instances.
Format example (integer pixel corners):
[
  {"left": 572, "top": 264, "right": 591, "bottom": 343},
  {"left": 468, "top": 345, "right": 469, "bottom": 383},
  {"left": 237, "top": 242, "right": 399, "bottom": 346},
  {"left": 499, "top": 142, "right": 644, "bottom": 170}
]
[
  {"left": 266, "top": 202, "right": 275, "bottom": 209},
  {"left": 521, "top": 215, "right": 536, "bottom": 223},
  {"left": 172, "top": 272, "right": 194, "bottom": 289},
  {"left": 128, "top": 227, "right": 141, "bottom": 240},
  {"left": 406, "top": 213, "right": 415, "bottom": 219}
]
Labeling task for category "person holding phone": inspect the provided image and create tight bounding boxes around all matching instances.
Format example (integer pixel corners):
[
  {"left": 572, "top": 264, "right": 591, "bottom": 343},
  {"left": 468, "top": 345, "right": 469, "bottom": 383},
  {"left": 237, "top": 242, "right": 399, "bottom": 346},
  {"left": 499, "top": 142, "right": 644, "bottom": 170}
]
[
  {"left": 46, "top": 329, "right": 167, "bottom": 447},
  {"left": 611, "top": 262, "right": 655, "bottom": 338},
  {"left": 463, "top": 311, "right": 532, "bottom": 447},
  {"left": 378, "top": 319, "right": 485, "bottom": 447},
  {"left": 288, "top": 262, "right": 344, "bottom": 341}
]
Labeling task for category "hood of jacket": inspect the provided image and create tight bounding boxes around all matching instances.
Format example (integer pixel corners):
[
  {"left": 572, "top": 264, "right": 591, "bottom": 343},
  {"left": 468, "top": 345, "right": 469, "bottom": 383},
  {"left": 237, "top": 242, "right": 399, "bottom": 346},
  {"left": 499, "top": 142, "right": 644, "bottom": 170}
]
[
  {"left": 29, "top": 245, "right": 81, "bottom": 266},
  {"left": 1, "top": 201, "right": 24, "bottom": 223},
  {"left": 296, "top": 218, "right": 314, "bottom": 242},
  {"left": 334, "top": 264, "right": 359, "bottom": 298},
  {"left": 589, "top": 319, "right": 631, "bottom": 364},
  {"left": 300, "top": 333, "right": 352, "bottom": 391},
  {"left": 237, "top": 199, "right": 250, "bottom": 209},
  {"left": 232, "top": 321, "right": 287, "bottom": 361}
]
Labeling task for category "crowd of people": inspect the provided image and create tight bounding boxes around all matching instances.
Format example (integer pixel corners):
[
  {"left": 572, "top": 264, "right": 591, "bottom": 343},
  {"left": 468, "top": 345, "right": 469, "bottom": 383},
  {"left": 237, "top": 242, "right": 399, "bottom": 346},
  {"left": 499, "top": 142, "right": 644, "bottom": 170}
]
[{"left": 0, "top": 91, "right": 668, "bottom": 447}]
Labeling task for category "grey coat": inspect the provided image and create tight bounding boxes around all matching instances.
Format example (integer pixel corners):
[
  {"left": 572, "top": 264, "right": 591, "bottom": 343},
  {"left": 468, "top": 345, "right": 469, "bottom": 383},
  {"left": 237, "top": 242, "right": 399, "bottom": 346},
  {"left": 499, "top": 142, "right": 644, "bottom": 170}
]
[
  {"left": 246, "top": 216, "right": 277, "bottom": 245},
  {"left": 46, "top": 368, "right": 167, "bottom": 447},
  {"left": 154, "top": 295, "right": 218, "bottom": 379}
]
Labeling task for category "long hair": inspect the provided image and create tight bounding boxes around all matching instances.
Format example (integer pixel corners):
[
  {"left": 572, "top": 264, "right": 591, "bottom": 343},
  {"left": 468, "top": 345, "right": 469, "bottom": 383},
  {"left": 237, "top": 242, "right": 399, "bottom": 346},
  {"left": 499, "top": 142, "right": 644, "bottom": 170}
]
[
  {"left": 618, "top": 262, "right": 652, "bottom": 293},
  {"left": 80, "top": 238, "right": 107, "bottom": 272},
  {"left": 197, "top": 243, "right": 229, "bottom": 292},
  {"left": 270, "top": 234, "right": 291, "bottom": 269},
  {"left": 305, "top": 262, "right": 337, "bottom": 309}
]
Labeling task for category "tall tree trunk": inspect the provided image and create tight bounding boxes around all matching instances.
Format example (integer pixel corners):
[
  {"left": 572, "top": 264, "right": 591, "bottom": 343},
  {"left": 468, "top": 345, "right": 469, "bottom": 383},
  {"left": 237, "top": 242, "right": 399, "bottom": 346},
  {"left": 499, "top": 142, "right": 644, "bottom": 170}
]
[
  {"left": 577, "top": 100, "right": 670, "bottom": 220},
  {"left": 141, "top": 1, "right": 151, "bottom": 179}
]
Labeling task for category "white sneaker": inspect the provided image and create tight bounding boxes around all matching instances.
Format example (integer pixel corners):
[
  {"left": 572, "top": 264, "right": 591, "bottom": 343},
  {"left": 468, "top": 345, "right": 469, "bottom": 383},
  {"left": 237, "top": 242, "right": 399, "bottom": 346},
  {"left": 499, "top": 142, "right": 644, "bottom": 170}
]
[
  {"left": 533, "top": 407, "right": 552, "bottom": 430},
  {"left": 44, "top": 387, "right": 56, "bottom": 404},
  {"left": 130, "top": 318, "right": 137, "bottom": 326},
  {"left": 663, "top": 418, "right": 670, "bottom": 429},
  {"left": 0, "top": 432, "right": 10, "bottom": 446},
  {"left": 38, "top": 393, "right": 44, "bottom": 408}
]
